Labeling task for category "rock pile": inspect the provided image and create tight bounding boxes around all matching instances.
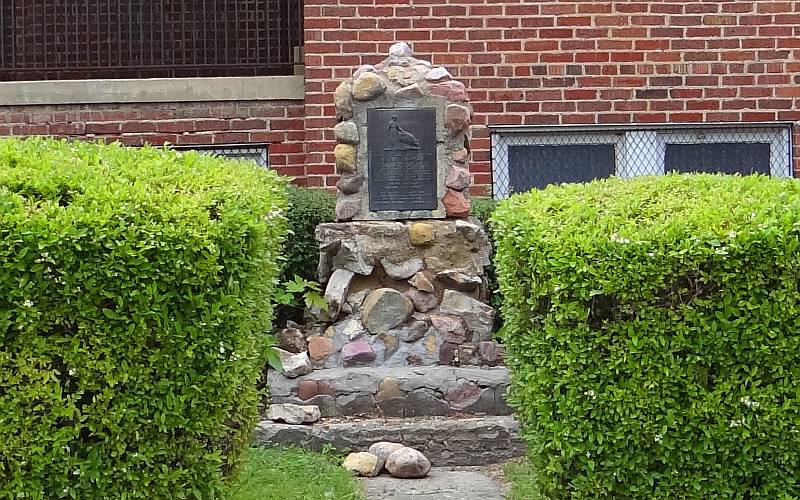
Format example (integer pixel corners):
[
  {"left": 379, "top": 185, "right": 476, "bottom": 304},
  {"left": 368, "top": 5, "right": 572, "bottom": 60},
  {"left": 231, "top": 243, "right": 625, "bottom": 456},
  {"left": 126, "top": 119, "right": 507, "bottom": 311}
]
[
  {"left": 305, "top": 220, "right": 501, "bottom": 369},
  {"left": 343, "top": 442, "right": 431, "bottom": 479}
]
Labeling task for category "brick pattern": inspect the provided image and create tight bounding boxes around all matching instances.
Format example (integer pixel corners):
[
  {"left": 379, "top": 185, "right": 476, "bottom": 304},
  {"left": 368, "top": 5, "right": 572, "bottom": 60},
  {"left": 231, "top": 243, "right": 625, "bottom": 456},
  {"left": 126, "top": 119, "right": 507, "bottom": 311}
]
[
  {"left": 303, "top": 0, "right": 800, "bottom": 192},
  {"left": 0, "top": 101, "right": 306, "bottom": 181}
]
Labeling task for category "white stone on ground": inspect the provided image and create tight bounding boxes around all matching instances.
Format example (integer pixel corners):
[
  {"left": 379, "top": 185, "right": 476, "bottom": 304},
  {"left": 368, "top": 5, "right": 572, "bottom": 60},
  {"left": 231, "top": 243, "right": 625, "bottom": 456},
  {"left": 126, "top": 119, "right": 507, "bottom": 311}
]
[
  {"left": 368, "top": 442, "right": 406, "bottom": 471},
  {"left": 385, "top": 447, "right": 432, "bottom": 479}
]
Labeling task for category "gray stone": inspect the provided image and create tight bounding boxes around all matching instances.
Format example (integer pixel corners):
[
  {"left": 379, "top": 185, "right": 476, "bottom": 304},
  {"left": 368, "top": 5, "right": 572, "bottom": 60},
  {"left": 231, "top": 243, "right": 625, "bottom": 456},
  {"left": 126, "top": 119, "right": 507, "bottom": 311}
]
[
  {"left": 381, "top": 257, "right": 424, "bottom": 281},
  {"left": 324, "top": 269, "right": 355, "bottom": 318},
  {"left": 335, "top": 194, "right": 361, "bottom": 221},
  {"left": 267, "top": 403, "right": 321, "bottom": 424},
  {"left": 406, "top": 288, "right": 438, "bottom": 313},
  {"left": 337, "top": 174, "right": 364, "bottom": 195},
  {"left": 386, "top": 447, "right": 432, "bottom": 479},
  {"left": 342, "top": 339, "right": 376, "bottom": 366},
  {"left": 425, "top": 66, "right": 452, "bottom": 82},
  {"left": 338, "top": 392, "right": 377, "bottom": 415},
  {"left": 408, "top": 272, "right": 435, "bottom": 293},
  {"left": 389, "top": 41, "right": 413, "bottom": 57},
  {"left": 396, "top": 321, "right": 428, "bottom": 342},
  {"left": 343, "top": 452, "right": 381, "bottom": 477},
  {"left": 369, "top": 441, "right": 406, "bottom": 472},
  {"left": 334, "top": 81, "right": 353, "bottom": 120},
  {"left": 277, "top": 325, "right": 306, "bottom": 354},
  {"left": 437, "top": 269, "right": 482, "bottom": 292},
  {"left": 334, "top": 120, "right": 359, "bottom": 145},
  {"left": 363, "top": 468, "right": 508, "bottom": 499},
  {"left": 362, "top": 288, "right": 413, "bottom": 333},
  {"left": 455, "top": 220, "right": 481, "bottom": 243},
  {"left": 376, "top": 397, "right": 407, "bottom": 417},
  {"left": 406, "top": 389, "right": 449, "bottom": 417},
  {"left": 395, "top": 83, "right": 425, "bottom": 99},
  {"left": 333, "top": 239, "right": 375, "bottom": 275},
  {"left": 440, "top": 290, "right": 495, "bottom": 340},
  {"left": 276, "top": 349, "right": 312, "bottom": 378},
  {"left": 346, "top": 289, "right": 371, "bottom": 310}
]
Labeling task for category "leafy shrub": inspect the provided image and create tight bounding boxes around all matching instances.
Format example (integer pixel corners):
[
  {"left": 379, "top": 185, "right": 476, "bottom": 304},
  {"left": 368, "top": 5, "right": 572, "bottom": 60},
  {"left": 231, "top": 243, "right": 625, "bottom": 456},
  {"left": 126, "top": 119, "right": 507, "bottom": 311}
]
[
  {"left": 0, "top": 138, "right": 288, "bottom": 499},
  {"left": 492, "top": 174, "right": 800, "bottom": 499},
  {"left": 281, "top": 187, "right": 335, "bottom": 283}
]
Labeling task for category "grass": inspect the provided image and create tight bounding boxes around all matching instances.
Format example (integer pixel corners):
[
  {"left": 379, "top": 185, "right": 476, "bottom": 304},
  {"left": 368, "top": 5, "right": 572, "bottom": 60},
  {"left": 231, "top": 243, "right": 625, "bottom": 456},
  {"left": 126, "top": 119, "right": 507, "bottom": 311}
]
[
  {"left": 504, "top": 457, "right": 544, "bottom": 500},
  {"left": 227, "top": 446, "right": 364, "bottom": 500}
]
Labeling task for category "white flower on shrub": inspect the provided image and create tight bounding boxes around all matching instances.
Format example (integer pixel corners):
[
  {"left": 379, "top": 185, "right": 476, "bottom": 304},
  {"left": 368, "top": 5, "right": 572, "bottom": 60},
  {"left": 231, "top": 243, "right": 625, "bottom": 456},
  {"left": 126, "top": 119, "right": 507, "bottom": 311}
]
[
  {"left": 23, "top": 300, "right": 33, "bottom": 307},
  {"left": 219, "top": 343, "right": 226, "bottom": 355},
  {"left": 583, "top": 389, "right": 597, "bottom": 400},
  {"left": 654, "top": 434, "right": 664, "bottom": 443},
  {"left": 740, "top": 396, "right": 759, "bottom": 409},
  {"left": 715, "top": 247, "right": 729, "bottom": 256},
  {"left": 729, "top": 418, "right": 744, "bottom": 428},
  {"left": 610, "top": 233, "right": 630, "bottom": 244},
  {"left": 586, "top": 451, "right": 592, "bottom": 458},
  {"left": 727, "top": 231, "right": 737, "bottom": 238}
]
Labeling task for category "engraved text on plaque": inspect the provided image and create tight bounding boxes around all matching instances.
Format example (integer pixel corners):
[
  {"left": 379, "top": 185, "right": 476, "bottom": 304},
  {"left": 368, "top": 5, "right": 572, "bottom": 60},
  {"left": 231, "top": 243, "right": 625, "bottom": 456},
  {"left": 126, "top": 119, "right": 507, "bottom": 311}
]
[{"left": 367, "top": 108, "right": 437, "bottom": 212}]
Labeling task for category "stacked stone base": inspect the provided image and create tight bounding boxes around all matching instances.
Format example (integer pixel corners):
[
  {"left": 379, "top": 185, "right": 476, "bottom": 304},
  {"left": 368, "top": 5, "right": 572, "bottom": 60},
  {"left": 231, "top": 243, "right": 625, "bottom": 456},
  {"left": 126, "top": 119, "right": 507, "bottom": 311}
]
[
  {"left": 310, "top": 219, "right": 500, "bottom": 370},
  {"left": 269, "top": 366, "right": 513, "bottom": 418}
]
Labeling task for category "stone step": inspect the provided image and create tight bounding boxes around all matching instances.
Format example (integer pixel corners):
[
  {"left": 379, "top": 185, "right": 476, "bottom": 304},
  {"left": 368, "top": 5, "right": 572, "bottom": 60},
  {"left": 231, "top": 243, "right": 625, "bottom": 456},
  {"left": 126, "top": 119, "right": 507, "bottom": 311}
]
[
  {"left": 254, "top": 415, "right": 525, "bottom": 467},
  {"left": 268, "top": 365, "right": 513, "bottom": 418},
  {"left": 363, "top": 467, "right": 507, "bottom": 500}
]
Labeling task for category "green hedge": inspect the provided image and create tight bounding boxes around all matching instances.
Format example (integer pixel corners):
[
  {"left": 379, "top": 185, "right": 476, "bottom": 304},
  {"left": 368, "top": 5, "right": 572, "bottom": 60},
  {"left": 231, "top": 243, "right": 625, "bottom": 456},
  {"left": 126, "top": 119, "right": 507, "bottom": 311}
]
[
  {"left": 492, "top": 174, "right": 800, "bottom": 499},
  {"left": 0, "top": 138, "right": 288, "bottom": 499}
]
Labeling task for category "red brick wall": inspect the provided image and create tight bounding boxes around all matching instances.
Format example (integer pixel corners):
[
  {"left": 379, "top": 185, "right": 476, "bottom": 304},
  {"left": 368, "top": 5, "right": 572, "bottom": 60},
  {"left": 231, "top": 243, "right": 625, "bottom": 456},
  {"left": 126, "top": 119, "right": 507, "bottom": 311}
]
[
  {"left": 303, "top": 0, "right": 800, "bottom": 192},
  {"left": 0, "top": 100, "right": 306, "bottom": 181}
]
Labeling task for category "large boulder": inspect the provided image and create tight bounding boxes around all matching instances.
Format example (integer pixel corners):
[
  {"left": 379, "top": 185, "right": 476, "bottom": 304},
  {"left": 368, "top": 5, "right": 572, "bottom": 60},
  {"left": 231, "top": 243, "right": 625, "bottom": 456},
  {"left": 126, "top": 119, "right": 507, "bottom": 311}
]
[
  {"left": 369, "top": 442, "right": 406, "bottom": 471},
  {"left": 362, "top": 288, "right": 413, "bottom": 333},
  {"left": 385, "top": 447, "right": 432, "bottom": 478}
]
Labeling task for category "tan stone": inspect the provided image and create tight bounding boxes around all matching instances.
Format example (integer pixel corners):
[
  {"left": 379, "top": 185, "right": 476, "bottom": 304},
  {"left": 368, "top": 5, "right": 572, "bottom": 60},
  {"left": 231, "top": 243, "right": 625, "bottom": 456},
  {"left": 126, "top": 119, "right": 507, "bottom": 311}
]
[
  {"left": 308, "top": 336, "right": 336, "bottom": 361},
  {"left": 343, "top": 452, "right": 381, "bottom": 477},
  {"left": 377, "top": 332, "right": 399, "bottom": 356},
  {"left": 334, "top": 144, "right": 357, "bottom": 173},
  {"left": 442, "top": 189, "right": 470, "bottom": 218},
  {"left": 352, "top": 73, "right": 387, "bottom": 101},
  {"left": 408, "top": 222, "right": 434, "bottom": 246},
  {"left": 408, "top": 272, "right": 435, "bottom": 293},
  {"left": 376, "top": 378, "right": 404, "bottom": 401},
  {"left": 334, "top": 81, "right": 353, "bottom": 120}
]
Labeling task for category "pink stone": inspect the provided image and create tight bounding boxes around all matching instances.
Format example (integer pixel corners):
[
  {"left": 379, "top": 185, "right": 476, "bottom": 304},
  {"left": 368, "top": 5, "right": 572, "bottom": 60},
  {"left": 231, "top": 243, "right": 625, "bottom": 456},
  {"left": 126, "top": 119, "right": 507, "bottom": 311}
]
[
  {"left": 442, "top": 189, "right": 470, "bottom": 218},
  {"left": 308, "top": 336, "right": 336, "bottom": 361},
  {"left": 430, "top": 314, "right": 468, "bottom": 344},
  {"left": 452, "top": 148, "right": 469, "bottom": 163},
  {"left": 428, "top": 81, "right": 468, "bottom": 102},
  {"left": 395, "top": 83, "right": 425, "bottom": 99},
  {"left": 445, "top": 381, "right": 482, "bottom": 409},
  {"left": 342, "top": 339, "right": 376, "bottom": 366},
  {"left": 445, "top": 166, "right": 470, "bottom": 191},
  {"left": 444, "top": 104, "right": 471, "bottom": 131},
  {"left": 477, "top": 341, "right": 504, "bottom": 367}
]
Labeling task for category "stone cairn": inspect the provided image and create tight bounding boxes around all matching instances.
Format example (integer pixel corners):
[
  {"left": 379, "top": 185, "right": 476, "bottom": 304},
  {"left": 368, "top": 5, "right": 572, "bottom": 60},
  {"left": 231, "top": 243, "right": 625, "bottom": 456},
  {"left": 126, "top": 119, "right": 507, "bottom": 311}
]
[{"left": 268, "top": 43, "right": 506, "bottom": 421}]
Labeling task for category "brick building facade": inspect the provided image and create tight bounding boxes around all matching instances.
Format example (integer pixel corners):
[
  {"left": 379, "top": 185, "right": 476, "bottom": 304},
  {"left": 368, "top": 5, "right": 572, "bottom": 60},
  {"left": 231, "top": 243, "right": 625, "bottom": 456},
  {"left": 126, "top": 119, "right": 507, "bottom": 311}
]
[{"left": 1, "top": 1, "right": 799, "bottom": 195}]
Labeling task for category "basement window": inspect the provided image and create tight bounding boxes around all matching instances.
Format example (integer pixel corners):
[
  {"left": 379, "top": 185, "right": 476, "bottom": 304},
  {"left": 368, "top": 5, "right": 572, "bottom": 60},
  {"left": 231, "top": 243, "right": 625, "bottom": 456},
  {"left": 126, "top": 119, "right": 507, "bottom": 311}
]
[
  {"left": 490, "top": 124, "right": 793, "bottom": 199},
  {"left": 174, "top": 144, "right": 269, "bottom": 168}
]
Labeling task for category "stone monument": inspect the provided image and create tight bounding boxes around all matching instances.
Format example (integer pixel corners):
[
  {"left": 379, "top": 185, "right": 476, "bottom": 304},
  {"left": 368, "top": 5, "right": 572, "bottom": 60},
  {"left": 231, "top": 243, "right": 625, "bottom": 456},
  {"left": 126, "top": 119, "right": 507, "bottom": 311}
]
[{"left": 305, "top": 42, "right": 499, "bottom": 370}]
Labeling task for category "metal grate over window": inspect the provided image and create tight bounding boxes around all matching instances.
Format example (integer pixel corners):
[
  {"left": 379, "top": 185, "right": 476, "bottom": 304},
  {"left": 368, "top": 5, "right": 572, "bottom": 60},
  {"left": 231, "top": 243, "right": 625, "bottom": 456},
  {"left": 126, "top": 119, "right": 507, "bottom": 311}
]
[
  {"left": 176, "top": 144, "right": 269, "bottom": 168},
  {"left": 0, "top": 0, "right": 302, "bottom": 81},
  {"left": 490, "top": 124, "right": 793, "bottom": 199}
]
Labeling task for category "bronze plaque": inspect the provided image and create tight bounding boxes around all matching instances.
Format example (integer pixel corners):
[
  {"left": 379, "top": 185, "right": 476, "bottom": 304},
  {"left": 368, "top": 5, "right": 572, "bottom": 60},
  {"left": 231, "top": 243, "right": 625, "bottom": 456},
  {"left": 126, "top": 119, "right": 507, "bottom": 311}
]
[{"left": 367, "top": 108, "right": 437, "bottom": 212}]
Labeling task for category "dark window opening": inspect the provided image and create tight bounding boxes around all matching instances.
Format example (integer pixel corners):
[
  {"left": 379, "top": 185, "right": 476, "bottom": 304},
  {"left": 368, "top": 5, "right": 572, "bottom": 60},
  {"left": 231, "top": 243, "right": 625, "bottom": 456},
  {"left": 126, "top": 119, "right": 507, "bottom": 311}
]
[
  {"left": 0, "top": 0, "right": 303, "bottom": 81},
  {"left": 508, "top": 144, "right": 616, "bottom": 192},
  {"left": 665, "top": 143, "right": 771, "bottom": 175}
]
